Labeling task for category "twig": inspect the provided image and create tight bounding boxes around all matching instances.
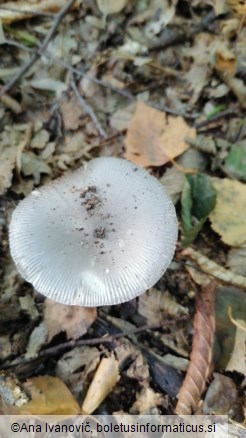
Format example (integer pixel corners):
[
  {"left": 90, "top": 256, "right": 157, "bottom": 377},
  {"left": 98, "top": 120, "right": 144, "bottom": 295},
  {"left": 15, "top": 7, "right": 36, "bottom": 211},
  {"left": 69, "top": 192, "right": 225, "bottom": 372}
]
[
  {"left": 195, "top": 108, "right": 238, "bottom": 129},
  {"left": 71, "top": 78, "right": 107, "bottom": 139},
  {"left": 3, "top": 38, "right": 134, "bottom": 100},
  {"left": 0, "top": 0, "right": 76, "bottom": 98},
  {"left": 1, "top": 322, "right": 174, "bottom": 370}
]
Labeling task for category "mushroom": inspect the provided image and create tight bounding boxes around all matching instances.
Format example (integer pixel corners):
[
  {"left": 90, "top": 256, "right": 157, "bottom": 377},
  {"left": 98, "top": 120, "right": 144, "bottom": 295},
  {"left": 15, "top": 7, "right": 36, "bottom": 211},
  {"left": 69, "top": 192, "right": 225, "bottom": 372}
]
[{"left": 9, "top": 157, "right": 178, "bottom": 307}]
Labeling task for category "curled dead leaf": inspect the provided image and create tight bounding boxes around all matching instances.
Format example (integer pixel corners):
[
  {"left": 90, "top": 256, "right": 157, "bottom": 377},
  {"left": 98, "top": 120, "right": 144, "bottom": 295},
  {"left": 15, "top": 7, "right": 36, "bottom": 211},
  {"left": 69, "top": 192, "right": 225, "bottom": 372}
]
[
  {"left": 82, "top": 355, "right": 120, "bottom": 414},
  {"left": 175, "top": 282, "right": 216, "bottom": 414}
]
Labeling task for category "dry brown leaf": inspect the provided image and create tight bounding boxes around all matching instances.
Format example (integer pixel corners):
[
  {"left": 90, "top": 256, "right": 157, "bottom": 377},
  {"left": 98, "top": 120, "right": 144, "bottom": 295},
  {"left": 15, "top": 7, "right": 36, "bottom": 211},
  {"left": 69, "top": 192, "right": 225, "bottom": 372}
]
[
  {"left": 175, "top": 282, "right": 216, "bottom": 415},
  {"left": 60, "top": 98, "right": 85, "bottom": 131},
  {"left": 19, "top": 376, "right": 80, "bottom": 415},
  {"left": 215, "top": 46, "right": 237, "bottom": 77},
  {"left": 124, "top": 101, "right": 195, "bottom": 167},
  {"left": 82, "top": 355, "right": 120, "bottom": 414},
  {"left": 0, "top": 144, "right": 17, "bottom": 195},
  {"left": 131, "top": 386, "right": 163, "bottom": 414},
  {"left": 110, "top": 103, "right": 135, "bottom": 132},
  {"left": 44, "top": 299, "right": 97, "bottom": 341}
]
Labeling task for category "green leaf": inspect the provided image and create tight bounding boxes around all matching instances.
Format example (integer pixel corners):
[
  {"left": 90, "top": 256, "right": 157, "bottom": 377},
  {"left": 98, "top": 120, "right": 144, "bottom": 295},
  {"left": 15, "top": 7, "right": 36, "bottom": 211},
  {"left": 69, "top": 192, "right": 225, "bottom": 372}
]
[
  {"left": 225, "top": 144, "right": 246, "bottom": 181},
  {"left": 181, "top": 173, "right": 216, "bottom": 247}
]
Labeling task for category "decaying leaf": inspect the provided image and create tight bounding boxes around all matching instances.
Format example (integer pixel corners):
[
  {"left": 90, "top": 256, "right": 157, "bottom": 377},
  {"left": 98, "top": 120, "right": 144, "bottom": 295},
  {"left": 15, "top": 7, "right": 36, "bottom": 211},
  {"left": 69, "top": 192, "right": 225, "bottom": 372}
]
[
  {"left": 138, "top": 288, "right": 188, "bottom": 325},
  {"left": 25, "top": 322, "right": 48, "bottom": 359},
  {"left": 124, "top": 101, "right": 195, "bottom": 167},
  {"left": 183, "top": 247, "right": 246, "bottom": 289},
  {"left": 225, "top": 144, "right": 246, "bottom": 181},
  {"left": 56, "top": 346, "right": 100, "bottom": 383},
  {"left": 185, "top": 135, "right": 217, "bottom": 155},
  {"left": 0, "top": 138, "right": 18, "bottom": 195},
  {"left": 0, "top": 1, "right": 81, "bottom": 24},
  {"left": 44, "top": 299, "right": 97, "bottom": 341},
  {"left": 228, "top": 244, "right": 246, "bottom": 276},
  {"left": 126, "top": 353, "right": 150, "bottom": 382},
  {"left": 226, "top": 317, "right": 246, "bottom": 375},
  {"left": 181, "top": 173, "right": 216, "bottom": 247},
  {"left": 160, "top": 330, "right": 190, "bottom": 358},
  {"left": 110, "top": 103, "right": 135, "bottom": 132},
  {"left": 159, "top": 167, "right": 185, "bottom": 204},
  {"left": 209, "top": 177, "right": 246, "bottom": 246},
  {"left": 175, "top": 282, "right": 216, "bottom": 415},
  {"left": 82, "top": 355, "right": 120, "bottom": 414},
  {"left": 60, "top": 97, "right": 85, "bottom": 131},
  {"left": 131, "top": 386, "right": 163, "bottom": 414},
  {"left": 0, "top": 373, "right": 29, "bottom": 410},
  {"left": 19, "top": 376, "right": 80, "bottom": 414},
  {"left": 56, "top": 346, "right": 100, "bottom": 402},
  {"left": 215, "top": 45, "right": 237, "bottom": 77},
  {"left": 203, "top": 374, "right": 238, "bottom": 415},
  {"left": 215, "top": 287, "right": 246, "bottom": 370}
]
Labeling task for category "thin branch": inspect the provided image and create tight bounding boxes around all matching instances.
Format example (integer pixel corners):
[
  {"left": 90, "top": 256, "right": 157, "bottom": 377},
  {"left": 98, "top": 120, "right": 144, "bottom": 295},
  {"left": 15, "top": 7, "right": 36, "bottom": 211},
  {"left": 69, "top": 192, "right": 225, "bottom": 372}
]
[
  {"left": 1, "top": 322, "right": 176, "bottom": 370},
  {"left": 3, "top": 38, "right": 134, "bottom": 100},
  {"left": 71, "top": 78, "right": 107, "bottom": 139},
  {"left": 0, "top": 0, "right": 76, "bottom": 98},
  {"left": 195, "top": 108, "right": 237, "bottom": 129}
]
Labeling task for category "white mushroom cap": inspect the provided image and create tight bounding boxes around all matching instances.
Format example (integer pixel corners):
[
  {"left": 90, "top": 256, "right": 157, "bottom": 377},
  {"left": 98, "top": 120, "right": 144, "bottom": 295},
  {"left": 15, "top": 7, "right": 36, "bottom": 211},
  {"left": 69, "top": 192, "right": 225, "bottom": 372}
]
[{"left": 9, "top": 157, "right": 178, "bottom": 307}]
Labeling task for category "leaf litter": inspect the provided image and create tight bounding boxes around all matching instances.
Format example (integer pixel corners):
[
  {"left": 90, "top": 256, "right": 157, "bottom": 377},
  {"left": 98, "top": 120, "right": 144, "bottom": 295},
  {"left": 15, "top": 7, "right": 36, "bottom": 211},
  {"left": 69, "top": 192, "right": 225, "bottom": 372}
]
[{"left": 0, "top": 0, "right": 245, "bottom": 427}]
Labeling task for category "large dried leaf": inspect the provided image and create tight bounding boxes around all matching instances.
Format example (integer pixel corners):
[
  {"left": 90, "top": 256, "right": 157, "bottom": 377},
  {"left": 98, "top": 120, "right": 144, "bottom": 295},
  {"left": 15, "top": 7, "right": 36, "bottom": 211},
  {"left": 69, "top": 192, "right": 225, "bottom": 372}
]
[
  {"left": 209, "top": 177, "right": 246, "bottom": 246},
  {"left": 19, "top": 376, "right": 80, "bottom": 415},
  {"left": 44, "top": 299, "right": 97, "bottom": 341},
  {"left": 124, "top": 101, "right": 195, "bottom": 167},
  {"left": 175, "top": 283, "right": 216, "bottom": 415}
]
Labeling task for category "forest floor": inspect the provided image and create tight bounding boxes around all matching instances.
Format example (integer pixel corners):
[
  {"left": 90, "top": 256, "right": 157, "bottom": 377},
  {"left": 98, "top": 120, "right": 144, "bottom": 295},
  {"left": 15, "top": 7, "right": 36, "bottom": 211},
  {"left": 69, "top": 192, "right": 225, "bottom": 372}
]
[{"left": 0, "top": 0, "right": 245, "bottom": 433}]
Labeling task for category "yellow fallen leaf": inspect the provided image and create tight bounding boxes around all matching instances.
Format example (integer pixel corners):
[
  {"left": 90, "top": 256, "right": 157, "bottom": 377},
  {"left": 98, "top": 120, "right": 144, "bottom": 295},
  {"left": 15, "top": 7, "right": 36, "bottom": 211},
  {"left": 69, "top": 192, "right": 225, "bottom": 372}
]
[
  {"left": 19, "top": 376, "right": 80, "bottom": 415},
  {"left": 209, "top": 177, "right": 246, "bottom": 246},
  {"left": 124, "top": 101, "right": 195, "bottom": 167}
]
